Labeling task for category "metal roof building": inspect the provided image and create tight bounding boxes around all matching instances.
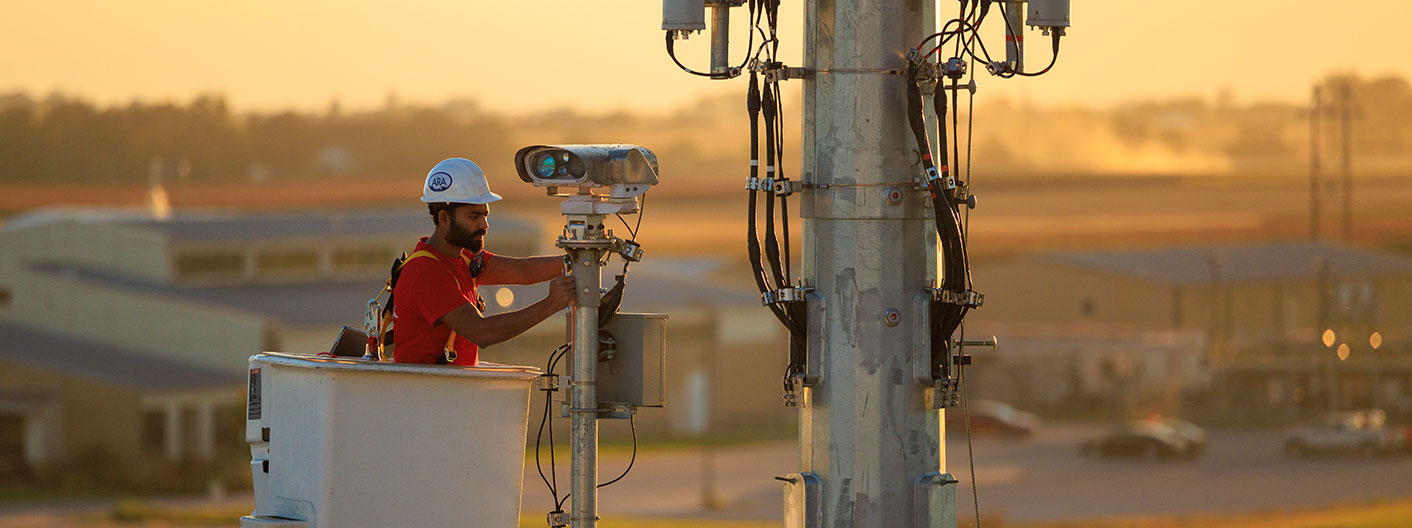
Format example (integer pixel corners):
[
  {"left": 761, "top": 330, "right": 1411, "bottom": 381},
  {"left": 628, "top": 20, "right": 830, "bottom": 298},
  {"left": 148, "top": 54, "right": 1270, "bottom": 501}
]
[
  {"left": 971, "top": 241, "right": 1412, "bottom": 420},
  {"left": 0, "top": 207, "right": 788, "bottom": 469},
  {"left": 1047, "top": 241, "right": 1412, "bottom": 285}
]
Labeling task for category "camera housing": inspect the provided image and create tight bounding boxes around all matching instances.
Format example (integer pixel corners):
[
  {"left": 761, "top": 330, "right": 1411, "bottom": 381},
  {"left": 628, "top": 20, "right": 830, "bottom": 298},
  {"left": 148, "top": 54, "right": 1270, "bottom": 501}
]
[{"left": 514, "top": 144, "right": 659, "bottom": 199}]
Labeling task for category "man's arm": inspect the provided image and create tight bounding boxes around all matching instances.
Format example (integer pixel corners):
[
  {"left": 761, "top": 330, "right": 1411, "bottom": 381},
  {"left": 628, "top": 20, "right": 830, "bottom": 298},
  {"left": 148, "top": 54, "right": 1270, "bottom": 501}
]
[
  {"left": 477, "top": 254, "right": 564, "bottom": 285},
  {"left": 439, "top": 272, "right": 575, "bottom": 348}
]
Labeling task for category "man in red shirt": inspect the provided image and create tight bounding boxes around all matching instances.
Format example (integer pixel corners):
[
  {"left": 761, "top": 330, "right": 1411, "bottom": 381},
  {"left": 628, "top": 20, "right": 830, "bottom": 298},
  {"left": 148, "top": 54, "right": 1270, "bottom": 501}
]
[{"left": 392, "top": 157, "right": 575, "bottom": 365}]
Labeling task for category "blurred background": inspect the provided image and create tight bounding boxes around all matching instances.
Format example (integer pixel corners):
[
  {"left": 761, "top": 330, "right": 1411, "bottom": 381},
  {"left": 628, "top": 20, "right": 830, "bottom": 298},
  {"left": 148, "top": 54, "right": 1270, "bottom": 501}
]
[{"left": 3, "top": 1, "right": 1412, "bottom": 527}]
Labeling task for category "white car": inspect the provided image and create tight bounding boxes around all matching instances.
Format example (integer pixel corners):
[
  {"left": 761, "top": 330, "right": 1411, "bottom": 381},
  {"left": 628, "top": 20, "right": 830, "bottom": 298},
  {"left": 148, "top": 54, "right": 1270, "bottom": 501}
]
[{"left": 1284, "top": 409, "right": 1389, "bottom": 457}]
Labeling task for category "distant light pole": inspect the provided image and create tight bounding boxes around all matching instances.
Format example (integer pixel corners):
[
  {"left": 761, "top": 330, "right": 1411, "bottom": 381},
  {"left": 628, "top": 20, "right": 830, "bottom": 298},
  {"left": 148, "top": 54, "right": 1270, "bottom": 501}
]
[
  {"left": 1309, "top": 86, "right": 1322, "bottom": 239},
  {"left": 1339, "top": 80, "right": 1354, "bottom": 241}
]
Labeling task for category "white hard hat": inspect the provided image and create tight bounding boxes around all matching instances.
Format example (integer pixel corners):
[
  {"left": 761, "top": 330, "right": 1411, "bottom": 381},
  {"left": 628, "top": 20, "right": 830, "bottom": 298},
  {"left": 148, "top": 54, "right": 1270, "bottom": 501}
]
[{"left": 420, "top": 157, "right": 502, "bottom": 204}]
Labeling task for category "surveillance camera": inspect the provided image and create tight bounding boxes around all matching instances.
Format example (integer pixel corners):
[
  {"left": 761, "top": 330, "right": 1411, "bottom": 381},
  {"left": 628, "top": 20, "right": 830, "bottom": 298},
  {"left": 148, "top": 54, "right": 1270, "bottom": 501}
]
[{"left": 514, "top": 144, "right": 659, "bottom": 199}]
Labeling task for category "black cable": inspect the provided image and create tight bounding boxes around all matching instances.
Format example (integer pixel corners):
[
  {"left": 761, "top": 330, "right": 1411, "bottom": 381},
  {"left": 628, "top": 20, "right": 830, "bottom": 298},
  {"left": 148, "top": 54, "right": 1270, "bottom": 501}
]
[
  {"left": 613, "top": 214, "right": 637, "bottom": 240},
  {"left": 960, "top": 360, "right": 982, "bottom": 528},
  {"left": 555, "top": 413, "right": 639, "bottom": 511},
  {"left": 915, "top": 18, "right": 968, "bottom": 53},
  {"left": 762, "top": 84, "right": 787, "bottom": 292},
  {"left": 666, "top": 32, "right": 725, "bottom": 79},
  {"left": 745, "top": 73, "right": 788, "bottom": 327},
  {"left": 596, "top": 414, "right": 638, "bottom": 488},
  {"left": 773, "top": 75, "right": 791, "bottom": 281},
  {"left": 747, "top": 0, "right": 807, "bottom": 394},
  {"left": 599, "top": 195, "right": 644, "bottom": 329},
  {"left": 534, "top": 388, "right": 557, "bottom": 504},
  {"left": 963, "top": 58, "right": 977, "bottom": 289},
  {"left": 536, "top": 344, "right": 571, "bottom": 510},
  {"left": 1014, "top": 32, "right": 1062, "bottom": 77},
  {"left": 951, "top": 71, "right": 962, "bottom": 196}
]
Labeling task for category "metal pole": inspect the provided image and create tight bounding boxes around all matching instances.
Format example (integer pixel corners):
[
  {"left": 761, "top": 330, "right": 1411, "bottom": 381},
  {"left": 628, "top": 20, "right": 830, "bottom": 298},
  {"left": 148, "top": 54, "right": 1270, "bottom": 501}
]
[
  {"left": 709, "top": 1, "right": 731, "bottom": 75},
  {"left": 565, "top": 215, "right": 605, "bottom": 528},
  {"left": 1310, "top": 86, "right": 1321, "bottom": 239},
  {"left": 800, "top": 0, "right": 942, "bottom": 526},
  {"left": 1316, "top": 257, "right": 1336, "bottom": 410},
  {"left": 1340, "top": 81, "right": 1353, "bottom": 242},
  {"left": 1004, "top": 0, "right": 1025, "bottom": 72}
]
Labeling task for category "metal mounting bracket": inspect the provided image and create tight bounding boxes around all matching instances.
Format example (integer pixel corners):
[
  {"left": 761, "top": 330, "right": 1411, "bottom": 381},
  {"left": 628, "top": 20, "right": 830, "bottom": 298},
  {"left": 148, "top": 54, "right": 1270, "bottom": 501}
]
[
  {"left": 914, "top": 472, "right": 959, "bottom": 528},
  {"left": 559, "top": 400, "right": 636, "bottom": 420},
  {"left": 779, "top": 472, "right": 822, "bottom": 528}
]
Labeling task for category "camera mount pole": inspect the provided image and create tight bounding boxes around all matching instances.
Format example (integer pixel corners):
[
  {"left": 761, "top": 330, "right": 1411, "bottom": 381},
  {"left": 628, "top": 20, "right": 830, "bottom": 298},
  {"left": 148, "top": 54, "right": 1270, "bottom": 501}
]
[{"left": 557, "top": 211, "right": 610, "bottom": 528}]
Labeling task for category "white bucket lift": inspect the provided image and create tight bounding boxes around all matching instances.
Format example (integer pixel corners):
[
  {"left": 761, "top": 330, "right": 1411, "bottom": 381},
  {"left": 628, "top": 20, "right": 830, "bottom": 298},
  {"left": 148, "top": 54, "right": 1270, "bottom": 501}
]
[{"left": 240, "top": 352, "right": 539, "bottom": 528}]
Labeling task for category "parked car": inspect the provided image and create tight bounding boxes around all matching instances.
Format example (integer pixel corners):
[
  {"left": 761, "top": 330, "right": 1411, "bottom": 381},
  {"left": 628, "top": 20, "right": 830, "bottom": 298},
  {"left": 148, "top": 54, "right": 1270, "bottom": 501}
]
[
  {"left": 1283, "top": 409, "right": 1390, "bottom": 457},
  {"left": 1384, "top": 424, "right": 1412, "bottom": 454},
  {"left": 945, "top": 399, "right": 1040, "bottom": 438},
  {"left": 1080, "top": 421, "right": 1197, "bottom": 460},
  {"left": 1161, "top": 417, "right": 1208, "bottom": 456}
]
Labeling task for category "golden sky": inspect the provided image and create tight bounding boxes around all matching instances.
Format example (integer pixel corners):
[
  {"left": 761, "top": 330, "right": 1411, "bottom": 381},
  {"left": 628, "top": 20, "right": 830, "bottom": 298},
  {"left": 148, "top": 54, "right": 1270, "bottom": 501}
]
[{"left": 2, "top": 1, "right": 1409, "bottom": 114}]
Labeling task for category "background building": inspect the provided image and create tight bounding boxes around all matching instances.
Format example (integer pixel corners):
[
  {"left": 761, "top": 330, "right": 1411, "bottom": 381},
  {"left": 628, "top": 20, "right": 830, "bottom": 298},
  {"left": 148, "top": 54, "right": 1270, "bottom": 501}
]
[
  {"left": 0, "top": 208, "right": 789, "bottom": 474},
  {"left": 970, "top": 241, "right": 1412, "bottom": 421}
]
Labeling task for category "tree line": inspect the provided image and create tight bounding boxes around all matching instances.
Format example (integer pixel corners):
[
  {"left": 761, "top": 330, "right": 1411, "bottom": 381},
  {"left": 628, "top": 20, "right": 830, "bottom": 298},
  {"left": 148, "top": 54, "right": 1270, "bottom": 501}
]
[{"left": 1, "top": 73, "right": 1409, "bottom": 185}]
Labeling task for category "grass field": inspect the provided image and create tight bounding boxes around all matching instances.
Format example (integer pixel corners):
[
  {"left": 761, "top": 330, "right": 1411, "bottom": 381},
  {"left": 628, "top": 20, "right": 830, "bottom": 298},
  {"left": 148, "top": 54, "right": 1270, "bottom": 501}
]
[{"left": 11, "top": 497, "right": 1411, "bottom": 528}]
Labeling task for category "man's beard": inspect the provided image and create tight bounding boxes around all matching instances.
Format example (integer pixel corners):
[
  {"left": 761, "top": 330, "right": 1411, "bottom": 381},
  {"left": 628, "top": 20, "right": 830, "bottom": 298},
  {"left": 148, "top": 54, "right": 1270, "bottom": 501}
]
[{"left": 447, "top": 223, "right": 486, "bottom": 253}]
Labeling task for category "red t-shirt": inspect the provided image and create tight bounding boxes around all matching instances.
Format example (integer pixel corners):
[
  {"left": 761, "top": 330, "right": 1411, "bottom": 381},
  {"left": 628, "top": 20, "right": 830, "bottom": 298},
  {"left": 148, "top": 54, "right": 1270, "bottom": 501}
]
[{"left": 391, "top": 238, "right": 496, "bottom": 365}]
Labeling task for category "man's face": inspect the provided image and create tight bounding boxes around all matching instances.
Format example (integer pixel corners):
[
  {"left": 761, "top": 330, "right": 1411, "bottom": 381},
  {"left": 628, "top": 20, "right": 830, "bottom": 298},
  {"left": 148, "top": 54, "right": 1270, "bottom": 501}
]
[{"left": 443, "top": 204, "right": 489, "bottom": 252}]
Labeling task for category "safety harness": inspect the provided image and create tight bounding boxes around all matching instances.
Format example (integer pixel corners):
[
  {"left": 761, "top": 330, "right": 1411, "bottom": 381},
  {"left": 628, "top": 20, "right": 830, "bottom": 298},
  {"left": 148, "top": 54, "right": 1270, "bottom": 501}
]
[{"left": 369, "top": 249, "right": 486, "bottom": 364}]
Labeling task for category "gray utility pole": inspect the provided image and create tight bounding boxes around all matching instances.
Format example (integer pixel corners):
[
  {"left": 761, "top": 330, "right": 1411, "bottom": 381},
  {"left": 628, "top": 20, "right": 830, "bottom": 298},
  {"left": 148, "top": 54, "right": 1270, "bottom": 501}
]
[{"left": 797, "top": 1, "right": 947, "bottom": 527}]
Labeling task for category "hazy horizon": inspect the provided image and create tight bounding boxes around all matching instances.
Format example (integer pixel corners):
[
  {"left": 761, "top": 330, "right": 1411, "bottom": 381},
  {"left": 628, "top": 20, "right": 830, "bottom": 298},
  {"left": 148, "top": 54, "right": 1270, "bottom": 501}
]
[{"left": 4, "top": 1, "right": 1410, "bottom": 115}]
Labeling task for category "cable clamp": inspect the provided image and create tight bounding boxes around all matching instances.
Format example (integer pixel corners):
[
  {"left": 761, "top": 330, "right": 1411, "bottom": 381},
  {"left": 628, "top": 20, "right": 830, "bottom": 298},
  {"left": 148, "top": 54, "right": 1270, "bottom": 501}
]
[
  {"left": 945, "top": 180, "right": 970, "bottom": 204},
  {"left": 755, "top": 61, "right": 805, "bottom": 83},
  {"left": 772, "top": 178, "right": 800, "bottom": 196},
  {"left": 546, "top": 510, "right": 570, "bottom": 528},
  {"left": 922, "top": 166, "right": 947, "bottom": 188},
  {"left": 762, "top": 285, "right": 810, "bottom": 306},
  {"left": 924, "top": 169, "right": 956, "bottom": 191},
  {"left": 536, "top": 373, "right": 565, "bottom": 392},
  {"left": 942, "top": 57, "right": 968, "bottom": 80},
  {"left": 783, "top": 375, "right": 808, "bottom": 408},
  {"left": 935, "top": 376, "right": 961, "bottom": 409},
  {"left": 747, "top": 176, "right": 775, "bottom": 192},
  {"left": 609, "top": 237, "right": 644, "bottom": 262},
  {"left": 929, "top": 288, "right": 984, "bottom": 308}
]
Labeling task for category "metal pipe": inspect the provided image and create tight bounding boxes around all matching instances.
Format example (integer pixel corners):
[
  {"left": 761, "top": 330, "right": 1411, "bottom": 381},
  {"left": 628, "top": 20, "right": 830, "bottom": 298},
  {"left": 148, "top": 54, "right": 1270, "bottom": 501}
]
[
  {"left": 709, "top": 2, "right": 730, "bottom": 75},
  {"left": 567, "top": 218, "right": 604, "bottom": 528},
  {"left": 1004, "top": 0, "right": 1025, "bottom": 72}
]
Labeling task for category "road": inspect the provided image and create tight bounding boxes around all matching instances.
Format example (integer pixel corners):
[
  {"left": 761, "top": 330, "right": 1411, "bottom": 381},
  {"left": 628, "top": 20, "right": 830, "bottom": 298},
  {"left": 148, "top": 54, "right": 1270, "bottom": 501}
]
[
  {"left": 7, "top": 424, "right": 1411, "bottom": 526},
  {"left": 522, "top": 424, "right": 1412, "bottom": 523}
]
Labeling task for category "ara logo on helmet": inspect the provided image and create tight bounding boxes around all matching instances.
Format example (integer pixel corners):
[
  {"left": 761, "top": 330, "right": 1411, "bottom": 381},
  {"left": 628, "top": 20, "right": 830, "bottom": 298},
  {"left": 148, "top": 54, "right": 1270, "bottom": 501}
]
[{"left": 428, "top": 172, "right": 453, "bottom": 192}]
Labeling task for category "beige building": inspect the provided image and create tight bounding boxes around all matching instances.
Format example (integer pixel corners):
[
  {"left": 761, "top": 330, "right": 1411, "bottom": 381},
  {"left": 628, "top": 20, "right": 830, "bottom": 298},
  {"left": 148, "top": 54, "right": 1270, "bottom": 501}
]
[
  {"left": 0, "top": 208, "right": 790, "bottom": 472},
  {"left": 0, "top": 321, "right": 242, "bottom": 473},
  {"left": 970, "top": 241, "right": 1412, "bottom": 420}
]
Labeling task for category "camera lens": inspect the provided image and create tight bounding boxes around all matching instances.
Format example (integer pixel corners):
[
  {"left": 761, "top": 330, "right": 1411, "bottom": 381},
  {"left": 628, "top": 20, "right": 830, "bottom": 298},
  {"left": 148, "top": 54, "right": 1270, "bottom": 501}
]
[{"left": 535, "top": 153, "right": 556, "bottom": 178}]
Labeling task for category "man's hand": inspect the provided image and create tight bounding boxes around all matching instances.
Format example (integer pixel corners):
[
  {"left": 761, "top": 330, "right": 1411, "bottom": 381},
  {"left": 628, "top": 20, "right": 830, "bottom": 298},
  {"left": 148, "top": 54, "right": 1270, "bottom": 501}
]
[{"left": 546, "top": 272, "right": 576, "bottom": 311}]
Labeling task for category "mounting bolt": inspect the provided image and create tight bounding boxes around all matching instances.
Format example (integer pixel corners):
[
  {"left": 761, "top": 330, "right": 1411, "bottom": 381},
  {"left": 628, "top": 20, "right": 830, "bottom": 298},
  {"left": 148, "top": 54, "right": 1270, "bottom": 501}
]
[
  {"left": 884, "top": 186, "right": 904, "bottom": 205},
  {"left": 883, "top": 308, "right": 901, "bottom": 327}
]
